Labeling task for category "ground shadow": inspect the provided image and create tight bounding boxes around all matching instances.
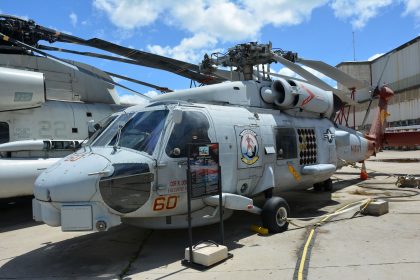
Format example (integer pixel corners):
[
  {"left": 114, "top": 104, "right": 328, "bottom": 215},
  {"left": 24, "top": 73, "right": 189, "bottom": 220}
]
[
  {"left": 0, "top": 196, "right": 39, "bottom": 232},
  {"left": 0, "top": 188, "right": 349, "bottom": 279},
  {"left": 0, "top": 224, "right": 150, "bottom": 279}
]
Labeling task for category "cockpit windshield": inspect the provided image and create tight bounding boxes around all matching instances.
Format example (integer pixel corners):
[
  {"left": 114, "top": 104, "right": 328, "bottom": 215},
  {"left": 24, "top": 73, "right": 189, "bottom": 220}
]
[
  {"left": 86, "top": 115, "right": 118, "bottom": 146},
  {"left": 107, "top": 110, "right": 168, "bottom": 155},
  {"left": 92, "top": 112, "right": 135, "bottom": 147}
]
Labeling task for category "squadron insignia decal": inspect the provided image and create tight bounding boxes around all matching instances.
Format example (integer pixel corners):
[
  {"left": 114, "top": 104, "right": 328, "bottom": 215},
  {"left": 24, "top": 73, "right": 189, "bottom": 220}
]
[{"left": 240, "top": 129, "right": 259, "bottom": 165}]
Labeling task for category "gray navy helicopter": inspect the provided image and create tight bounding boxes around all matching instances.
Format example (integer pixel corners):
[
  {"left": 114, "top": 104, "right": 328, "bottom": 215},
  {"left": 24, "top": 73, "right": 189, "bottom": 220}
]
[
  {"left": 2, "top": 15, "right": 404, "bottom": 233},
  {"left": 0, "top": 14, "right": 160, "bottom": 199}
]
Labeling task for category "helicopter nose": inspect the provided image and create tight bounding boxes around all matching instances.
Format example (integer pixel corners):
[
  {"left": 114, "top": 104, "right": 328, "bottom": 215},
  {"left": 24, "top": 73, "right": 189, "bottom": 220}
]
[{"left": 34, "top": 152, "right": 112, "bottom": 202}]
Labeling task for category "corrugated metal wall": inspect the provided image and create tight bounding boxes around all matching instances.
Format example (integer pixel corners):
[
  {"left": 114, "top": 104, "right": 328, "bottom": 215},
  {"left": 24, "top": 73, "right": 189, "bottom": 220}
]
[{"left": 371, "top": 39, "right": 420, "bottom": 92}]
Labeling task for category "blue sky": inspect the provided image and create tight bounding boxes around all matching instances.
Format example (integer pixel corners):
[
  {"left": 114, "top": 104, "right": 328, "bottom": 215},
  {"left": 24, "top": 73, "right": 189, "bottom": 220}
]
[{"left": 1, "top": 0, "right": 419, "bottom": 103}]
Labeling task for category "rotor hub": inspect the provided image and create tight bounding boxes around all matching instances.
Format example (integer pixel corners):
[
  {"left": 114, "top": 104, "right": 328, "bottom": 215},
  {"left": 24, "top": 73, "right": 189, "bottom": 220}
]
[{"left": 201, "top": 42, "right": 275, "bottom": 80}]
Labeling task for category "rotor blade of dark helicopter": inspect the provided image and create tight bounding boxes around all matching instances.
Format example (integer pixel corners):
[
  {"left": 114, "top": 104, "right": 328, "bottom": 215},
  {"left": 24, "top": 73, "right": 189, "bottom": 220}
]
[
  {"left": 297, "top": 58, "right": 368, "bottom": 90},
  {"left": 82, "top": 38, "right": 225, "bottom": 84},
  {"left": 104, "top": 71, "right": 172, "bottom": 93},
  {"left": 85, "top": 38, "right": 199, "bottom": 70},
  {"left": 0, "top": 32, "right": 150, "bottom": 100},
  {"left": 272, "top": 53, "right": 356, "bottom": 105},
  {"left": 0, "top": 14, "right": 225, "bottom": 85},
  {"left": 38, "top": 45, "right": 140, "bottom": 65},
  {"left": 38, "top": 44, "right": 231, "bottom": 86}
]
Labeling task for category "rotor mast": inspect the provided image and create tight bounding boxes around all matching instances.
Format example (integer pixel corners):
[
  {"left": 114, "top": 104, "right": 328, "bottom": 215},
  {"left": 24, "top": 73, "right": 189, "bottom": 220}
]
[{"left": 201, "top": 42, "right": 272, "bottom": 81}]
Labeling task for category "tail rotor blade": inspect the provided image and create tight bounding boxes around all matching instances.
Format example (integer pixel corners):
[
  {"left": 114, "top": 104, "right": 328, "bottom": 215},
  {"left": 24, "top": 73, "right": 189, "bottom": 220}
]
[{"left": 361, "top": 98, "right": 374, "bottom": 127}]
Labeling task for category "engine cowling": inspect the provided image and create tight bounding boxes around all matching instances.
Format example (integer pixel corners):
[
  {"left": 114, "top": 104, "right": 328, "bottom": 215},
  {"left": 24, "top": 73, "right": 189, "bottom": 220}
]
[
  {"left": 260, "top": 79, "right": 334, "bottom": 117},
  {"left": 0, "top": 67, "right": 45, "bottom": 111}
]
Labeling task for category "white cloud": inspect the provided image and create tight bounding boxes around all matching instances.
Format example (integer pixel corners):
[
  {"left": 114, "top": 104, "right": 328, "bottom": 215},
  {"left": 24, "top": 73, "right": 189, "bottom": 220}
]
[
  {"left": 119, "top": 94, "right": 148, "bottom": 105},
  {"left": 402, "top": 0, "right": 420, "bottom": 21},
  {"left": 145, "top": 90, "right": 159, "bottom": 98},
  {"left": 92, "top": 0, "right": 420, "bottom": 66},
  {"left": 93, "top": 0, "right": 167, "bottom": 29},
  {"left": 330, "top": 0, "right": 393, "bottom": 29},
  {"left": 242, "top": 0, "right": 328, "bottom": 27},
  {"left": 93, "top": 0, "right": 326, "bottom": 42},
  {"left": 118, "top": 90, "right": 158, "bottom": 105},
  {"left": 69, "top": 12, "right": 78, "bottom": 27},
  {"left": 169, "top": 0, "right": 260, "bottom": 42},
  {"left": 147, "top": 33, "right": 218, "bottom": 62},
  {"left": 93, "top": 0, "right": 420, "bottom": 36},
  {"left": 368, "top": 53, "right": 384, "bottom": 61},
  {"left": 93, "top": 0, "right": 328, "bottom": 63}
]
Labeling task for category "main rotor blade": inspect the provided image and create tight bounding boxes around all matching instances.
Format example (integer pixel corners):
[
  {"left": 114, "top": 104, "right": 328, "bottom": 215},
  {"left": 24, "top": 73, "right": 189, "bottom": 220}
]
[
  {"left": 272, "top": 53, "right": 356, "bottom": 105},
  {"left": 39, "top": 44, "right": 228, "bottom": 86},
  {"left": 297, "top": 58, "right": 368, "bottom": 89},
  {"left": 0, "top": 15, "right": 225, "bottom": 85},
  {"left": 272, "top": 53, "right": 333, "bottom": 91},
  {"left": 266, "top": 71, "right": 309, "bottom": 84},
  {"left": 104, "top": 71, "right": 172, "bottom": 93},
  {"left": 83, "top": 38, "right": 224, "bottom": 84},
  {"left": 0, "top": 32, "right": 149, "bottom": 99},
  {"left": 38, "top": 45, "right": 140, "bottom": 65}
]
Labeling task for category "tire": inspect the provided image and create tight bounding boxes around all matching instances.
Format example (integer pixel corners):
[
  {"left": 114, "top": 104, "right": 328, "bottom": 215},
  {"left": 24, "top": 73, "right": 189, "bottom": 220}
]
[
  {"left": 323, "top": 178, "right": 333, "bottom": 192},
  {"left": 261, "top": 197, "right": 290, "bottom": 233},
  {"left": 313, "top": 183, "right": 324, "bottom": 192}
]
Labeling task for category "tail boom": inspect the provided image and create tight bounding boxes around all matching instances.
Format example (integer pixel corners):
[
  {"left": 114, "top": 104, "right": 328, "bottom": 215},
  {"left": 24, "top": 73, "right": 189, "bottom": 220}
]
[{"left": 365, "top": 86, "right": 394, "bottom": 154}]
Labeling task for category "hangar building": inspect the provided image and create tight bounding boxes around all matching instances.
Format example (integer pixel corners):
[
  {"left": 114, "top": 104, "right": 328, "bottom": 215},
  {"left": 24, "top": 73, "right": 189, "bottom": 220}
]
[{"left": 337, "top": 36, "right": 420, "bottom": 129}]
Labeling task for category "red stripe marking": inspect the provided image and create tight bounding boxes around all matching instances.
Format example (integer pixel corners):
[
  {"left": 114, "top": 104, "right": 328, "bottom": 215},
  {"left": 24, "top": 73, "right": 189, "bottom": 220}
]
[{"left": 300, "top": 84, "right": 315, "bottom": 107}]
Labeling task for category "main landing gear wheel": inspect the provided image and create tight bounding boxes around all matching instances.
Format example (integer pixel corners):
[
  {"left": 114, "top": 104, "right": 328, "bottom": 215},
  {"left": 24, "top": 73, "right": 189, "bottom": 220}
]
[{"left": 261, "top": 197, "right": 290, "bottom": 233}]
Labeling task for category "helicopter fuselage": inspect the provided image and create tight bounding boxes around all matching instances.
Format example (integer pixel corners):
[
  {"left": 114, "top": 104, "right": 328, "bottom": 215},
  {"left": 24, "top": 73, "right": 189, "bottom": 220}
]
[
  {"left": 0, "top": 52, "right": 126, "bottom": 199},
  {"left": 0, "top": 100, "right": 122, "bottom": 198},
  {"left": 33, "top": 80, "right": 372, "bottom": 231}
]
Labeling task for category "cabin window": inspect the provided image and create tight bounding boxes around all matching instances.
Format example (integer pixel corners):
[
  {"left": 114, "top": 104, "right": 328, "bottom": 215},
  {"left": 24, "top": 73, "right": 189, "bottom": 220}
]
[
  {"left": 166, "top": 111, "right": 211, "bottom": 158},
  {"left": 0, "top": 122, "right": 9, "bottom": 144},
  {"left": 275, "top": 127, "right": 297, "bottom": 160}
]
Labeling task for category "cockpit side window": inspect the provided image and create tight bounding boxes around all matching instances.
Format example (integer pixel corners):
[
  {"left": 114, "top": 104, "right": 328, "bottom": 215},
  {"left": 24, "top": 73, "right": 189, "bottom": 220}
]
[
  {"left": 0, "top": 122, "right": 9, "bottom": 144},
  {"left": 166, "top": 111, "right": 211, "bottom": 158},
  {"left": 275, "top": 127, "right": 297, "bottom": 160}
]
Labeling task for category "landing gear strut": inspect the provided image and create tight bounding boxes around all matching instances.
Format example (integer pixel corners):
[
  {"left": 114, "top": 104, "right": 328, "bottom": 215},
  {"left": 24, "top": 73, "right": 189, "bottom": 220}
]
[
  {"left": 264, "top": 187, "right": 273, "bottom": 199},
  {"left": 261, "top": 197, "right": 290, "bottom": 233},
  {"left": 313, "top": 178, "right": 333, "bottom": 192}
]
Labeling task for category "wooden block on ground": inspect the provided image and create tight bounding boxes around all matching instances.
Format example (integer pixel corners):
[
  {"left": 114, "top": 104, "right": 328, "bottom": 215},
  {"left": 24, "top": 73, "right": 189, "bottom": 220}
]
[{"left": 185, "top": 243, "right": 228, "bottom": 267}]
